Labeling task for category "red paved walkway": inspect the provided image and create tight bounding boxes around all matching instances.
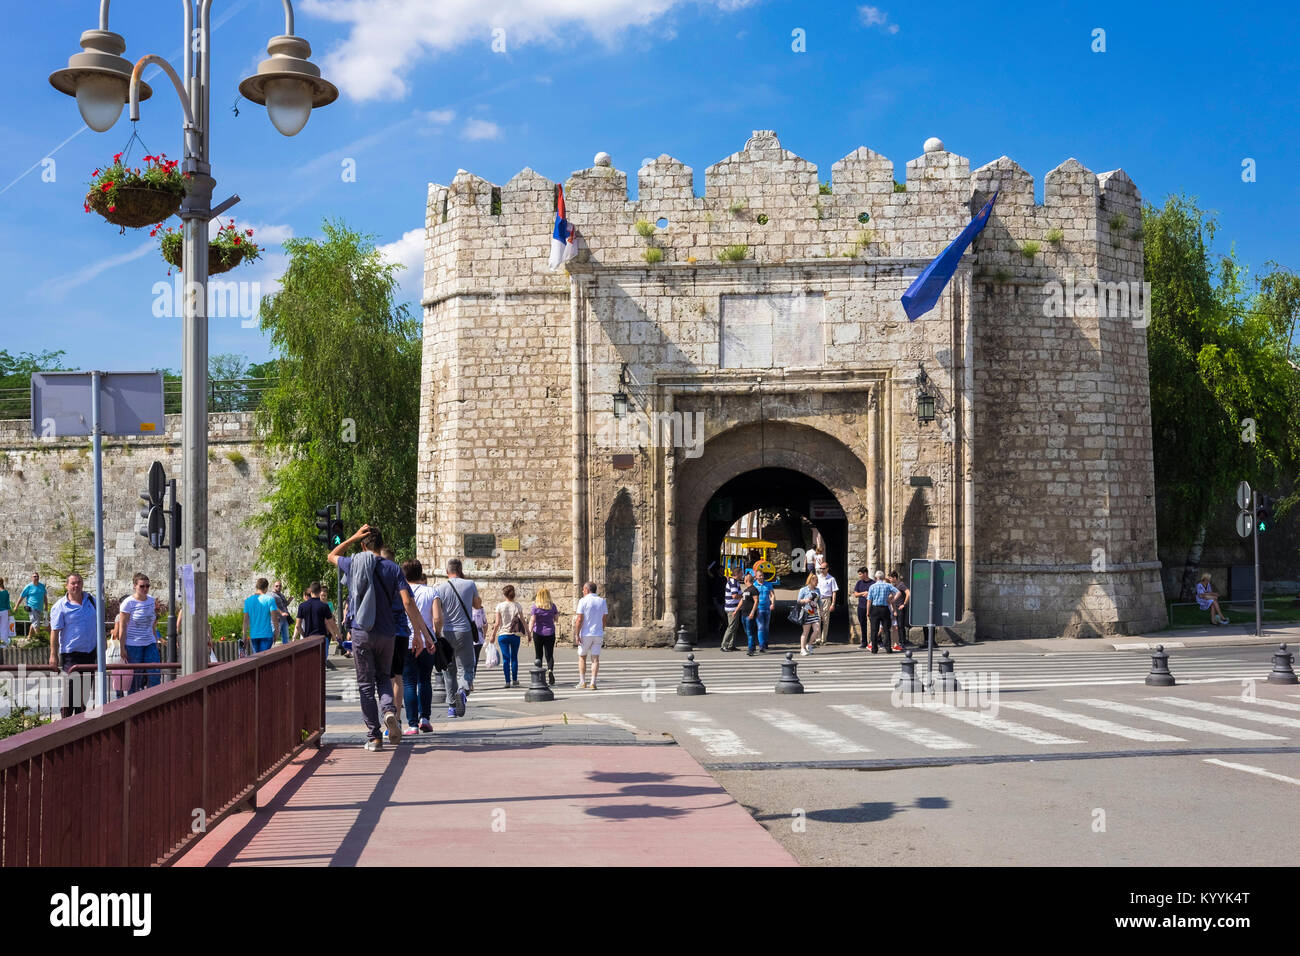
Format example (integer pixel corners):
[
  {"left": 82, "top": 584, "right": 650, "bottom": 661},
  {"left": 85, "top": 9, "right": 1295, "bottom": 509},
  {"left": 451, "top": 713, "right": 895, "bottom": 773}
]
[{"left": 178, "top": 739, "right": 796, "bottom": 867}]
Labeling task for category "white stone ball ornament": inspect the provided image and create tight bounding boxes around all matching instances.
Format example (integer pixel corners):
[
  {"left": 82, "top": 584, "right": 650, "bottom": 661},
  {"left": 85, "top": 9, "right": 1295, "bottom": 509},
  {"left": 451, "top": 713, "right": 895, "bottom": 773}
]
[
  {"left": 923, "top": 137, "right": 944, "bottom": 153},
  {"left": 594, "top": 152, "right": 612, "bottom": 167}
]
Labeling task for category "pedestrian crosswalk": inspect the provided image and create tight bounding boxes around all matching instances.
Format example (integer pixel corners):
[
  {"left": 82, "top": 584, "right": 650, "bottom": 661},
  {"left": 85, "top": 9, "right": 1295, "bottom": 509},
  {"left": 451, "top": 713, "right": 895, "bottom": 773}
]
[
  {"left": 649, "top": 693, "right": 1300, "bottom": 762},
  {"left": 323, "top": 649, "right": 1275, "bottom": 704}
]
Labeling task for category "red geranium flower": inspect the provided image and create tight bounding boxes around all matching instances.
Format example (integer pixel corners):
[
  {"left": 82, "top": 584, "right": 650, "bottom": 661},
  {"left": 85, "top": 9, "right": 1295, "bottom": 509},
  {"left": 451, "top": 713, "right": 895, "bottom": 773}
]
[{"left": 108, "top": 205, "right": 116, "bottom": 212}]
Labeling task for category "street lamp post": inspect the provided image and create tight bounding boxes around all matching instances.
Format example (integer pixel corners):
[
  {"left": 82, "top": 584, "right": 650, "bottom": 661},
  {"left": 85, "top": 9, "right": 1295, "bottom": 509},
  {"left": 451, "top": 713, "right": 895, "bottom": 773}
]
[{"left": 51, "top": 0, "right": 336, "bottom": 676}]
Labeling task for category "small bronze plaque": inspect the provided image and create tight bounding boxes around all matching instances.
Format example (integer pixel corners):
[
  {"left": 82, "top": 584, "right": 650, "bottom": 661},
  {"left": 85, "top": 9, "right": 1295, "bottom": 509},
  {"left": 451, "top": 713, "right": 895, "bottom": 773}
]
[
  {"left": 612, "top": 454, "right": 635, "bottom": 470},
  {"left": 464, "top": 533, "right": 496, "bottom": 558}
]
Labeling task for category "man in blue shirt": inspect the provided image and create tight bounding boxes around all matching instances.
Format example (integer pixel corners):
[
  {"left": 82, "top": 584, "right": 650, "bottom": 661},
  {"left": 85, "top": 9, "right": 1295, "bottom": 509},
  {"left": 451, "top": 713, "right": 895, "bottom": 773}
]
[
  {"left": 751, "top": 568, "right": 776, "bottom": 654},
  {"left": 21, "top": 572, "right": 48, "bottom": 640},
  {"left": 243, "top": 578, "right": 281, "bottom": 654},
  {"left": 329, "top": 524, "right": 435, "bottom": 751},
  {"left": 48, "top": 573, "right": 98, "bottom": 717},
  {"left": 865, "top": 570, "right": 899, "bottom": 654}
]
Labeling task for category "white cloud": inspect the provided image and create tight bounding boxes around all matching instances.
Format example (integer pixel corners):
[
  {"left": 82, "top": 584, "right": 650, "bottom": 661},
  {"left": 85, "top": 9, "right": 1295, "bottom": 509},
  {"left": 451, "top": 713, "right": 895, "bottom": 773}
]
[
  {"left": 377, "top": 227, "right": 426, "bottom": 301},
  {"left": 207, "top": 220, "right": 295, "bottom": 245},
  {"left": 858, "top": 5, "right": 900, "bottom": 33},
  {"left": 300, "top": 0, "right": 751, "bottom": 101},
  {"left": 462, "top": 118, "right": 502, "bottom": 141},
  {"left": 423, "top": 108, "right": 457, "bottom": 125},
  {"left": 36, "top": 239, "right": 156, "bottom": 302}
]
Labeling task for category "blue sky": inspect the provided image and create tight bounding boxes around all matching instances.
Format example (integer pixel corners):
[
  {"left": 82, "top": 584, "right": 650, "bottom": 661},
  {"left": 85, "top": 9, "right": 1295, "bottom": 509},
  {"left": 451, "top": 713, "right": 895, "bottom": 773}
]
[{"left": 4, "top": 0, "right": 1297, "bottom": 372}]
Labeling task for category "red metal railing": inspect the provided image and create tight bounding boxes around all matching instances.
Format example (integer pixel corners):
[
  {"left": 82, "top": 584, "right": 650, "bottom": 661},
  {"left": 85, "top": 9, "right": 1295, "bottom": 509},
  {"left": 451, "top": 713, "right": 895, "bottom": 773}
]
[{"left": 0, "top": 637, "right": 325, "bottom": 866}]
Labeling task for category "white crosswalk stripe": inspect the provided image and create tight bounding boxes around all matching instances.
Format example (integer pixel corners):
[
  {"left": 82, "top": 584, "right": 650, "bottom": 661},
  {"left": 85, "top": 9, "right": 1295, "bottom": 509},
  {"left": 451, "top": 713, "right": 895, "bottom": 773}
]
[
  {"left": 999, "top": 700, "right": 1185, "bottom": 742},
  {"left": 1068, "top": 698, "right": 1286, "bottom": 741},
  {"left": 1217, "top": 695, "right": 1300, "bottom": 713},
  {"left": 666, "top": 711, "right": 760, "bottom": 756},
  {"left": 1146, "top": 696, "right": 1300, "bottom": 731},
  {"left": 583, "top": 713, "right": 642, "bottom": 733},
  {"left": 828, "top": 703, "right": 972, "bottom": 750},
  {"left": 751, "top": 708, "right": 872, "bottom": 754},
  {"left": 925, "top": 702, "right": 1083, "bottom": 745}
]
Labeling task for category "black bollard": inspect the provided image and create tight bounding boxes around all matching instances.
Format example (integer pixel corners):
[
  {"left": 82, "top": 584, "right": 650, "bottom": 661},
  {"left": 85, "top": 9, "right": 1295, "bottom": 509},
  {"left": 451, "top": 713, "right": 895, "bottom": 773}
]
[
  {"left": 1145, "top": 644, "right": 1176, "bottom": 687},
  {"left": 775, "top": 652, "right": 804, "bottom": 694},
  {"left": 1266, "top": 643, "right": 1299, "bottom": 686},
  {"left": 524, "top": 660, "right": 556, "bottom": 702},
  {"left": 895, "top": 649, "right": 924, "bottom": 692},
  {"left": 677, "top": 653, "right": 707, "bottom": 696},
  {"left": 673, "top": 625, "right": 694, "bottom": 652},
  {"left": 936, "top": 650, "right": 960, "bottom": 692}
]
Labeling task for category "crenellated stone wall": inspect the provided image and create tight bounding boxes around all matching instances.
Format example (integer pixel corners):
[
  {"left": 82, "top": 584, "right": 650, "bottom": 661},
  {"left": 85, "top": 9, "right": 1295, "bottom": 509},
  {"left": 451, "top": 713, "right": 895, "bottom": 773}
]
[{"left": 420, "top": 130, "right": 1166, "bottom": 641}]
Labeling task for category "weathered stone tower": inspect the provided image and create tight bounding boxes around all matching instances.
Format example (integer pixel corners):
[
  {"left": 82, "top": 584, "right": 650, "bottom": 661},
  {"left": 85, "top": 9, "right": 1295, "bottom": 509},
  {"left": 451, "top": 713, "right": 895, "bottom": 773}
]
[{"left": 418, "top": 131, "right": 1166, "bottom": 642}]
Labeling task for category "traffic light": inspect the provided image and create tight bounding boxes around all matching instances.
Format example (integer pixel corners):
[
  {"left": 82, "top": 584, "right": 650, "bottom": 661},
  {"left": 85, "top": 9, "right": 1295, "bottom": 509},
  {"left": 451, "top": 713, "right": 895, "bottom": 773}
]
[
  {"left": 1256, "top": 493, "right": 1274, "bottom": 534},
  {"left": 139, "top": 461, "right": 166, "bottom": 550},
  {"left": 315, "top": 505, "right": 335, "bottom": 546}
]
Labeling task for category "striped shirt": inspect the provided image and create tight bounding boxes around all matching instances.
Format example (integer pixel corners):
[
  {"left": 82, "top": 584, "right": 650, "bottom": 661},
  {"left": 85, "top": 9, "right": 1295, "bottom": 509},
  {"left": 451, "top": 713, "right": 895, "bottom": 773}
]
[
  {"left": 867, "top": 580, "right": 899, "bottom": 606},
  {"left": 725, "top": 577, "right": 742, "bottom": 613}
]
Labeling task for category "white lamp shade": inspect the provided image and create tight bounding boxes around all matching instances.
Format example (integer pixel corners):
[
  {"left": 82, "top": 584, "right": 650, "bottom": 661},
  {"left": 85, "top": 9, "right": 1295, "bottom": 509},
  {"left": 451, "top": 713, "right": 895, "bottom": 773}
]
[
  {"left": 263, "top": 77, "right": 312, "bottom": 136},
  {"left": 75, "top": 72, "right": 127, "bottom": 132}
]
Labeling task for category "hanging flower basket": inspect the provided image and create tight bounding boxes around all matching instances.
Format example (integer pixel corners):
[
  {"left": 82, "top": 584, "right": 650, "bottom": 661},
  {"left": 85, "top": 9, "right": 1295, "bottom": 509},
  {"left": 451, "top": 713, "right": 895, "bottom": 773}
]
[
  {"left": 85, "top": 153, "right": 187, "bottom": 230},
  {"left": 157, "top": 220, "right": 261, "bottom": 276}
]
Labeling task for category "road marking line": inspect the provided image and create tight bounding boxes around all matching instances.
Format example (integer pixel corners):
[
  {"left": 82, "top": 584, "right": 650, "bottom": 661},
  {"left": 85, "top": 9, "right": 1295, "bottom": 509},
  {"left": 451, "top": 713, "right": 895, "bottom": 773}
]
[
  {"left": 666, "top": 711, "right": 760, "bottom": 756},
  {"left": 582, "top": 713, "right": 641, "bottom": 733},
  {"left": 828, "top": 703, "right": 972, "bottom": 750},
  {"left": 926, "top": 703, "right": 1083, "bottom": 745},
  {"left": 1217, "top": 695, "right": 1300, "bottom": 713},
  {"left": 1203, "top": 758, "right": 1300, "bottom": 787},
  {"left": 1068, "top": 699, "right": 1285, "bottom": 740},
  {"left": 750, "top": 708, "right": 872, "bottom": 754},
  {"left": 1146, "top": 696, "right": 1300, "bottom": 730},
  {"left": 1000, "top": 701, "right": 1185, "bottom": 742}
]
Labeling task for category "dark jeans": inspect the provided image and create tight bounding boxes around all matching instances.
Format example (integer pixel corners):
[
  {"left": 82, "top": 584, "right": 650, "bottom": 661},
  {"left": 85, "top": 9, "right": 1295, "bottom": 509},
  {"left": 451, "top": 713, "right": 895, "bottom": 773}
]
[
  {"left": 857, "top": 606, "right": 869, "bottom": 646},
  {"left": 402, "top": 646, "right": 436, "bottom": 727},
  {"left": 125, "top": 642, "right": 161, "bottom": 693},
  {"left": 532, "top": 631, "right": 555, "bottom": 670},
  {"left": 351, "top": 627, "right": 396, "bottom": 739},
  {"left": 59, "top": 651, "right": 97, "bottom": 717},
  {"left": 868, "top": 605, "right": 891, "bottom": 649}
]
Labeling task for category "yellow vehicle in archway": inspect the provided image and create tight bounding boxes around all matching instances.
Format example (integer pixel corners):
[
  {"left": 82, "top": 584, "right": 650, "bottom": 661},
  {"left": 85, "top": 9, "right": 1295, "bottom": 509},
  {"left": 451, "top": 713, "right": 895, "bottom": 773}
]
[{"left": 721, "top": 537, "right": 779, "bottom": 580}]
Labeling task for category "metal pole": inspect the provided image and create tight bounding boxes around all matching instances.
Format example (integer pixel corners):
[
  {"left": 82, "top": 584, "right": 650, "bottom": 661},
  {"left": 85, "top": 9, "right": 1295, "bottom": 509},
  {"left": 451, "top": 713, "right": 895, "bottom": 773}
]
[
  {"left": 1253, "top": 490, "right": 1263, "bottom": 638},
  {"left": 926, "top": 560, "right": 936, "bottom": 691},
  {"left": 167, "top": 478, "right": 178, "bottom": 665},
  {"left": 179, "top": 14, "right": 213, "bottom": 678},
  {"left": 90, "top": 371, "right": 107, "bottom": 707}
]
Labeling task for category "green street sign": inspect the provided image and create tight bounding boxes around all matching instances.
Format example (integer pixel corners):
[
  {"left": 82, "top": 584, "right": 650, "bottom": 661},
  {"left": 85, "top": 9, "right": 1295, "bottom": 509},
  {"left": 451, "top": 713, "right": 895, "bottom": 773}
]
[{"left": 909, "top": 558, "right": 957, "bottom": 628}]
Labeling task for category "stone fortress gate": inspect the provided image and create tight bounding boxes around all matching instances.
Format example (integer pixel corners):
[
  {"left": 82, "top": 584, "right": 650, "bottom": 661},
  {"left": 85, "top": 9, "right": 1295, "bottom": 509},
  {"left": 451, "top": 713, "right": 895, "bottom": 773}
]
[{"left": 418, "top": 131, "right": 1167, "bottom": 644}]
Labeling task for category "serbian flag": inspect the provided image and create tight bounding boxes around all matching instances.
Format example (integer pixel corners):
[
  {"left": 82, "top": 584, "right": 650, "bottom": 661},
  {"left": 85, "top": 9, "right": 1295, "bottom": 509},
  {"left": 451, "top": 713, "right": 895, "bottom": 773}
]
[
  {"left": 549, "top": 184, "right": 577, "bottom": 270},
  {"left": 900, "top": 191, "right": 998, "bottom": 320}
]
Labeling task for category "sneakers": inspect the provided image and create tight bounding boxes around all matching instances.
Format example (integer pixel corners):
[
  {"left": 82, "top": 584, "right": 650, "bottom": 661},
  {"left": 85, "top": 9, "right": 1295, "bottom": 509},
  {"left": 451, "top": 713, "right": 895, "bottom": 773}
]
[
  {"left": 800, "top": 648, "right": 809, "bottom": 656},
  {"left": 576, "top": 679, "right": 588, "bottom": 689},
  {"left": 446, "top": 706, "right": 458, "bottom": 719},
  {"left": 455, "top": 688, "right": 467, "bottom": 717},
  {"left": 403, "top": 726, "right": 419, "bottom": 736},
  {"left": 746, "top": 650, "right": 755, "bottom": 657},
  {"left": 892, "top": 644, "right": 903, "bottom": 652},
  {"left": 588, "top": 682, "right": 598, "bottom": 691},
  {"left": 383, "top": 711, "right": 401, "bottom": 741},
  {"left": 512, "top": 680, "right": 521, "bottom": 688},
  {"left": 547, "top": 669, "right": 555, "bottom": 686},
  {"left": 364, "top": 738, "right": 383, "bottom": 752},
  {"left": 1221, "top": 615, "right": 1230, "bottom": 625},
  {"left": 419, "top": 719, "right": 433, "bottom": 733},
  {"left": 758, "top": 645, "right": 767, "bottom": 654}
]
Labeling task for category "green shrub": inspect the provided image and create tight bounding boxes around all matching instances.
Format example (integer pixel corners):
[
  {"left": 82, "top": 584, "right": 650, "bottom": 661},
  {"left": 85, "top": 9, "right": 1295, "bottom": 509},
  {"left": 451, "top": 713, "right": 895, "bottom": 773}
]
[
  {"left": 755, "top": 213, "right": 769, "bottom": 225},
  {"left": 0, "top": 706, "right": 49, "bottom": 740},
  {"left": 225, "top": 450, "right": 246, "bottom": 467},
  {"left": 1109, "top": 212, "right": 1127, "bottom": 234},
  {"left": 893, "top": 181, "right": 907, "bottom": 193},
  {"left": 994, "top": 268, "right": 1012, "bottom": 284},
  {"left": 818, "top": 182, "right": 832, "bottom": 195},
  {"left": 727, "top": 199, "right": 747, "bottom": 215},
  {"left": 642, "top": 247, "right": 664, "bottom": 264},
  {"left": 1020, "top": 240, "right": 1040, "bottom": 259},
  {"left": 1045, "top": 227, "right": 1064, "bottom": 244},
  {"left": 717, "top": 244, "right": 748, "bottom": 262},
  {"left": 209, "top": 608, "right": 245, "bottom": 640},
  {"left": 634, "top": 219, "right": 655, "bottom": 238}
]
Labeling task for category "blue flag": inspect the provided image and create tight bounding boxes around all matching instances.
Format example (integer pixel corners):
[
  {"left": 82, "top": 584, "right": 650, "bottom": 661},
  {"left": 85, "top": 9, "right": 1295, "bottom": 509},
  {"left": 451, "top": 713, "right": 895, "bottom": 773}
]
[{"left": 900, "top": 191, "right": 999, "bottom": 321}]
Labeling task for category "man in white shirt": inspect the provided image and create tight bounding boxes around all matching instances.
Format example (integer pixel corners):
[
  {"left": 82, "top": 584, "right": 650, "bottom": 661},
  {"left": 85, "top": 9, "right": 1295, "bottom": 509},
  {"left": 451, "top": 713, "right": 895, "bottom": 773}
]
[
  {"left": 804, "top": 546, "right": 821, "bottom": 577},
  {"left": 573, "top": 581, "right": 608, "bottom": 690},
  {"left": 816, "top": 561, "right": 838, "bottom": 645}
]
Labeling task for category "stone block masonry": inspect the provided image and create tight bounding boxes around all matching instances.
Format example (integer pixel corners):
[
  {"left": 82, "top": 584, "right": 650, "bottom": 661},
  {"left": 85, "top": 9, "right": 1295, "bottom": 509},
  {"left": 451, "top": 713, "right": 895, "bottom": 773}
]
[{"left": 421, "top": 130, "right": 1168, "bottom": 642}]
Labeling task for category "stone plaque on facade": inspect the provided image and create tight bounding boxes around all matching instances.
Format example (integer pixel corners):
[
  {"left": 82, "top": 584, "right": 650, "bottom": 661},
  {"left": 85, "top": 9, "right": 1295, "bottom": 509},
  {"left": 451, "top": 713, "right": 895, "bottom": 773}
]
[
  {"left": 720, "top": 293, "right": 825, "bottom": 369},
  {"left": 464, "top": 533, "right": 496, "bottom": 558},
  {"left": 501, "top": 537, "right": 520, "bottom": 551}
]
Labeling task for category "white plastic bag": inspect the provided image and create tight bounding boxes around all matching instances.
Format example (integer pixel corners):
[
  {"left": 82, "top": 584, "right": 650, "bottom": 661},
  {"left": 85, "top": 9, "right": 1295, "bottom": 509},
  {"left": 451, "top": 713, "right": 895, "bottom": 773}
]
[{"left": 485, "top": 639, "right": 501, "bottom": 668}]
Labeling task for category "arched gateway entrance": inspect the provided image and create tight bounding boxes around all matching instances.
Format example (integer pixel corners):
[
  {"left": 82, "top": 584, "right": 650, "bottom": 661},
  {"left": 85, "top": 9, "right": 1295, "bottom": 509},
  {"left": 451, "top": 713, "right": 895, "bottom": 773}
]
[{"left": 674, "top": 421, "right": 872, "bottom": 640}]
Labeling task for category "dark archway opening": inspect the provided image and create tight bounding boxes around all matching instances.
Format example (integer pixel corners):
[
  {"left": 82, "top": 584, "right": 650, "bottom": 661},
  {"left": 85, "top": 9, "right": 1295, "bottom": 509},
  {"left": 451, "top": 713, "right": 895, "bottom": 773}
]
[{"left": 697, "top": 467, "right": 850, "bottom": 644}]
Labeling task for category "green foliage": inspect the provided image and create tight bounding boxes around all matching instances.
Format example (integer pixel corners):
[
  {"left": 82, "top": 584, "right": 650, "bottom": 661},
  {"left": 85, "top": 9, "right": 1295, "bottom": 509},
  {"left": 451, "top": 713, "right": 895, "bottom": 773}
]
[
  {"left": 225, "top": 450, "right": 247, "bottom": 468},
  {"left": 1144, "top": 195, "right": 1300, "bottom": 556},
  {"left": 251, "top": 220, "right": 420, "bottom": 597},
  {"left": 844, "top": 230, "right": 874, "bottom": 257},
  {"left": 641, "top": 247, "right": 664, "bottom": 264},
  {"left": 893, "top": 181, "right": 907, "bottom": 193},
  {"left": 993, "top": 268, "right": 1012, "bottom": 284},
  {"left": 755, "top": 213, "right": 769, "bottom": 225},
  {"left": 813, "top": 199, "right": 825, "bottom": 220},
  {"left": 86, "top": 153, "right": 187, "bottom": 210},
  {"left": 727, "top": 199, "right": 747, "bottom": 215},
  {"left": 1046, "top": 227, "right": 1064, "bottom": 245},
  {"left": 0, "top": 705, "right": 49, "bottom": 740},
  {"left": 0, "top": 349, "right": 68, "bottom": 390},
  {"left": 717, "top": 244, "right": 748, "bottom": 262},
  {"left": 1109, "top": 212, "right": 1128, "bottom": 234},
  {"left": 1020, "top": 240, "right": 1040, "bottom": 259},
  {"left": 39, "top": 510, "right": 93, "bottom": 603},
  {"left": 209, "top": 609, "right": 244, "bottom": 640},
  {"left": 818, "top": 182, "right": 832, "bottom": 195},
  {"left": 634, "top": 219, "right": 655, "bottom": 238}
]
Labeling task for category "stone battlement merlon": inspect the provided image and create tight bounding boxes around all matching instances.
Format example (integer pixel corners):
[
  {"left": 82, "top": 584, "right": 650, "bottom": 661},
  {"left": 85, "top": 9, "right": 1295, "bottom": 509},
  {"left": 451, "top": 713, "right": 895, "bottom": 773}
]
[{"left": 422, "top": 130, "right": 1141, "bottom": 297}]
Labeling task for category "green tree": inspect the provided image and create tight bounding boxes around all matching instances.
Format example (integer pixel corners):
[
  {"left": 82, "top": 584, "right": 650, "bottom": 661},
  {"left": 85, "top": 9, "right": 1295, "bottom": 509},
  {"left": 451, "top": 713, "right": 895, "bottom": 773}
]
[
  {"left": 250, "top": 220, "right": 420, "bottom": 596},
  {"left": 1145, "top": 196, "right": 1300, "bottom": 597},
  {"left": 0, "top": 349, "right": 68, "bottom": 418}
]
